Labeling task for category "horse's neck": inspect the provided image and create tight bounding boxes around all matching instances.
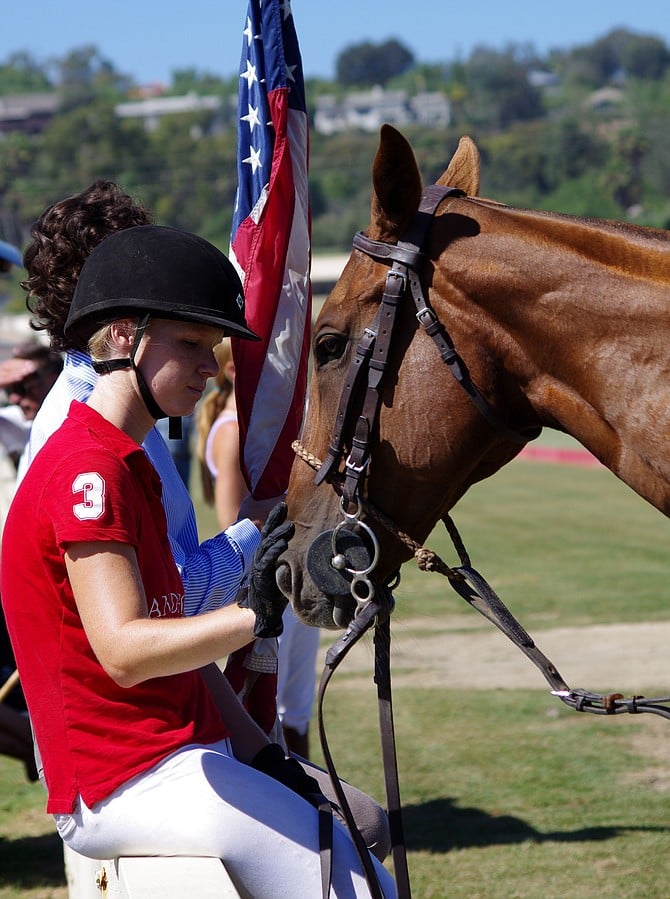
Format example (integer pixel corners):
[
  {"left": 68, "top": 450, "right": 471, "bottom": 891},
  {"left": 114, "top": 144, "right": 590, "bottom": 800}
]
[{"left": 450, "top": 205, "right": 670, "bottom": 515}]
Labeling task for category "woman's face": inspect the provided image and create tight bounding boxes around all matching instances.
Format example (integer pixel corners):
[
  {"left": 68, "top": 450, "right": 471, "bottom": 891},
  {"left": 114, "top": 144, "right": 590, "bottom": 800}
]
[{"left": 135, "top": 318, "right": 224, "bottom": 418}]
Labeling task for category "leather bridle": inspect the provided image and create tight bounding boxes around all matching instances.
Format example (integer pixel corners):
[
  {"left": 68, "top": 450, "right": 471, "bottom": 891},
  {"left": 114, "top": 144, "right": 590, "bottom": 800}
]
[{"left": 315, "top": 184, "right": 540, "bottom": 521}]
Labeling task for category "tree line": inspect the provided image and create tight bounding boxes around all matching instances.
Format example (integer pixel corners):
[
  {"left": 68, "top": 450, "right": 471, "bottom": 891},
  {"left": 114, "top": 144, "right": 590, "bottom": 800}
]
[{"left": 1, "top": 27, "right": 670, "bottom": 309}]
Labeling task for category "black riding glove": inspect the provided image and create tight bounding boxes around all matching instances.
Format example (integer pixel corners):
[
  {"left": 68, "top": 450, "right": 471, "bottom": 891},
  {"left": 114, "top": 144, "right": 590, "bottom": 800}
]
[
  {"left": 238, "top": 502, "right": 294, "bottom": 638},
  {"left": 251, "top": 743, "right": 329, "bottom": 809}
]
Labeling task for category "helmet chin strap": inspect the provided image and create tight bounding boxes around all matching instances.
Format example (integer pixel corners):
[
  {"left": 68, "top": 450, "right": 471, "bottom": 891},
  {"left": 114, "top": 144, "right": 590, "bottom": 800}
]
[{"left": 91, "top": 314, "right": 182, "bottom": 438}]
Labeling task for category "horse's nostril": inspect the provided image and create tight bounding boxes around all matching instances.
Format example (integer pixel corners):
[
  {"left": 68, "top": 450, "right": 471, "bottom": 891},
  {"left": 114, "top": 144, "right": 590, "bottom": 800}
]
[
  {"left": 275, "top": 562, "right": 292, "bottom": 600},
  {"left": 332, "top": 598, "right": 355, "bottom": 629}
]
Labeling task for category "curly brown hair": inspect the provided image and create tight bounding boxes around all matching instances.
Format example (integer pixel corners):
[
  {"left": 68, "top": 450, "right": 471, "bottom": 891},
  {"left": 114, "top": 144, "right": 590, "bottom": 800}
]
[{"left": 22, "top": 180, "right": 153, "bottom": 352}]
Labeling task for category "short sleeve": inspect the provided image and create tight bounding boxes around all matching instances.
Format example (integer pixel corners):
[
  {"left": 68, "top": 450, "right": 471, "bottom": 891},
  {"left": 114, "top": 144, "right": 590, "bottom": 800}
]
[{"left": 42, "top": 450, "right": 143, "bottom": 550}]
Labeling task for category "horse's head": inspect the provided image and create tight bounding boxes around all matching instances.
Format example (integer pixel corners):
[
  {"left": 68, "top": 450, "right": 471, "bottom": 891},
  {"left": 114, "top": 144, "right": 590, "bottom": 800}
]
[{"left": 278, "top": 126, "right": 526, "bottom": 628}]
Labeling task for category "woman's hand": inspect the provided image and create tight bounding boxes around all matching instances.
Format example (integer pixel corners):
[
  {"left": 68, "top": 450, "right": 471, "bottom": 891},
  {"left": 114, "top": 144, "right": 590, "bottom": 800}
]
[
  {"left": 238, "top": 502, "right": 294, "bottom": 637},
  {"left": 250, "top": 743, "right": 329, "bottom": 808}
]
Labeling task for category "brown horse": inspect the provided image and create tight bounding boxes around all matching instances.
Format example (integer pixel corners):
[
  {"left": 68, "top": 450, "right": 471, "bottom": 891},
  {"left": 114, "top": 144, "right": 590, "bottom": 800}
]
[{"left": 278, "top": 124, "right": 670, "bottom": 629}]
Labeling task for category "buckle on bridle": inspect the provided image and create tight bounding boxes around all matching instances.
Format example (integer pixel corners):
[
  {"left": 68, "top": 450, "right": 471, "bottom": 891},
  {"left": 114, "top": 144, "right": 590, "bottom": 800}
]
[
  {"left": 386, "top": 268, "right": 407, "bottom": 291},
  {"left": 415, "top": 306, "right": 436, "bottom": 328},
  {"left": 345, "top": 453, "right": 369, "bottom": 475}
]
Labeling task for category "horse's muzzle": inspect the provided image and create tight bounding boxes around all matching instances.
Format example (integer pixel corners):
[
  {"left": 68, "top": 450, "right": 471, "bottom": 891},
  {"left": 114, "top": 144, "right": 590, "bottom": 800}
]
[{"left": 275, "top": 557, "right": 358, "bottom": 630}]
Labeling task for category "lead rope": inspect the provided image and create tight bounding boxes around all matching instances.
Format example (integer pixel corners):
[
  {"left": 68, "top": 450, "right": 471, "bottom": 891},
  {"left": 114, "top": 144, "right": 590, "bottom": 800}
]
[{"left": 439, "top": 513, "right": 670, "bottom": 719}]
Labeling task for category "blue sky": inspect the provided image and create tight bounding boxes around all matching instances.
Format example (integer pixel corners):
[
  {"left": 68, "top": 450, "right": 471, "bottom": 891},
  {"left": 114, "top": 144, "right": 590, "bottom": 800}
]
[{"left": 2, "top": 1, "right": 670, "bottom": 86}]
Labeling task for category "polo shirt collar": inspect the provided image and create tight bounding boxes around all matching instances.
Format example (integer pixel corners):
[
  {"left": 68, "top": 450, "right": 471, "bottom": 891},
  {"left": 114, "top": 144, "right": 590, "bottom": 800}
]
[{"left": 66, "top": 400, "right": 148, "bottom": 464}]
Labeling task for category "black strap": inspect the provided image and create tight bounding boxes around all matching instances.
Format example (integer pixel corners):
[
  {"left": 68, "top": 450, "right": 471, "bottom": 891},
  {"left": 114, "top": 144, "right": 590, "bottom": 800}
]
[
  {"left": 91, "top": 357, "right": 132, "bottom": 374},
  {"left": 448, "top": 563, "right": 570, "bottom": 694},
  {"left": 91, "top": 313, "right": 170, "bottom": 423},
  {"left": 374, "top": 614, "right": 412, "bottom": 898},
  {"left": 317, "top": 798, "right": 333, "bottom": 899},
  {"left": 322, "top": 181, "right": 540, "bottom": 504},
  {"left": 317, "top": 186, "right": 458, "bottom": 495},
  {"left": 341, "top": 265, "right": 406, "bottom": 508},
  {"left": 168, "top": 416, "right": 183, "bottom": 440},
  {"left": 354, "top": 190, "right": 540, "bottom": 447},
  {"left": 442, "top": 516, "right": 670, "bottom": 720},
  {"left": 412, "top": 287, "right": 538, "bottom": 446},
  {"left": 315, "top": 314, "right": 380, "bottom": 487},
  {"left": 317, "top": 601, "right": 388, "bottom": 899}
]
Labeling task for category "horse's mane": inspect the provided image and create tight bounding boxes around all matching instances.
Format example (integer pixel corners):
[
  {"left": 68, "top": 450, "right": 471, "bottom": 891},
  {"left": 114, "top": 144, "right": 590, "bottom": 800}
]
[
  {"left": 461, "top": 195, "right": 670, "bottom": 259},
  {"left": 467, "top": 195, "right": 670, "bottom": 244}
]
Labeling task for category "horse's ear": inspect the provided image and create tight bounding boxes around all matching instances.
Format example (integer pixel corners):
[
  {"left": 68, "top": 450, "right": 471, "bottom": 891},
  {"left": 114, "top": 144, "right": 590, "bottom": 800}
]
[
  {"left": 368, "top": 125, "right": 423, "bottom": 240},
  {"left": 436, "top": 136, "right": 480, "bottom": 197}
]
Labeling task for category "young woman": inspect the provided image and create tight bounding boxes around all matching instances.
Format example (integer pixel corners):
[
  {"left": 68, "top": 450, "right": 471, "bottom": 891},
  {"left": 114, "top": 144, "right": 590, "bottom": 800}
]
[
  {"left": 1, "top": 225, "right": 395, "bottom": 898},
  {"left": 19, "top": 181, "right": 391, "bottom": 862},
  {"left": 21, "top": 181, "right": 271, "bottom": 617}
]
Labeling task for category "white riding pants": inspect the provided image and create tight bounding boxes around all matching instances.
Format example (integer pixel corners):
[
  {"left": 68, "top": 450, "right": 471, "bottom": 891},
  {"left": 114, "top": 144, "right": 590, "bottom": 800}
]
[{"left": 54, "top": 739, "right": 396, "bottom": 899}]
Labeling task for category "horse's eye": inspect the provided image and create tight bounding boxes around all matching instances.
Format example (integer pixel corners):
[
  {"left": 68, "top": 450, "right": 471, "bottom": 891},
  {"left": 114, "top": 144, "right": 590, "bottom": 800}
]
[{"left": 315, "top": 332, "right": 347, "bottom": 366}]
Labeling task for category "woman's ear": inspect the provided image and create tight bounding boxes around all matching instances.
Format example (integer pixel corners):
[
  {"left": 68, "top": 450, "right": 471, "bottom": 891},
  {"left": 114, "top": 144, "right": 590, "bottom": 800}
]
[{"left": 109, "top": 319, "right": 136, "bottom": 351}]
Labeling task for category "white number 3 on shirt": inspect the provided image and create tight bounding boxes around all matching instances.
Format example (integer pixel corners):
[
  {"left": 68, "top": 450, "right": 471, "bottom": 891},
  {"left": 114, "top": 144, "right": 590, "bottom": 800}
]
[{"left": 72, "top": 472, "right": 106, "bottom": 521}]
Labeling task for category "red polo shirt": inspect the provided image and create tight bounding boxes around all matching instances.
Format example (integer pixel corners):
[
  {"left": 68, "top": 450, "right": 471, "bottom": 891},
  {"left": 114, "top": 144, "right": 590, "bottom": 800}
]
[{"left": 1, "top": 401, "right": 228, "bottom": 813}]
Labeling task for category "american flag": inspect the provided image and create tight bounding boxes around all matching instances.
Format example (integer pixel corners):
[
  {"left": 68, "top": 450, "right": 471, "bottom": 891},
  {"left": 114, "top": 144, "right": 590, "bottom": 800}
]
[{"left": 230, "top": 0, "right": 311, "bottom": 499}]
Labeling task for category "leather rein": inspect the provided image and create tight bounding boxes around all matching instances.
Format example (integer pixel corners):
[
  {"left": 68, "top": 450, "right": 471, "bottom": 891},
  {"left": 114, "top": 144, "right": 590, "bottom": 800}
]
[{"left": 298, "top": 183, "right": 670, "bottom": 899}]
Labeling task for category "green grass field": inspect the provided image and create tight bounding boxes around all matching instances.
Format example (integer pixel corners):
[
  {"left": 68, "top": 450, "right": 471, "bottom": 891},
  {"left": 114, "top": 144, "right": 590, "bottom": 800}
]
[
  {"left": 394, "top": 455, "right": 670, "bottom": 628},
  {"left": 2, "top": 451, "right": 670, "bottom": 898}
]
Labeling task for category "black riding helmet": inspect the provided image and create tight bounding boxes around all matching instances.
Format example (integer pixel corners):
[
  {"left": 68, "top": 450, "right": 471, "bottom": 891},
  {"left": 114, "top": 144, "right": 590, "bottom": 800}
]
[
  {"left": 65, "top": 224, "right": 259, "bottom": 346},
  {"left": 64, "top": 225, "right": 259, "bottom": 436}
]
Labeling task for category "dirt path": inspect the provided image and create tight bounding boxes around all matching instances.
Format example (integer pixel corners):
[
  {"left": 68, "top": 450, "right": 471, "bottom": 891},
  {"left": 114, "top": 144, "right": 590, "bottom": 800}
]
[{"left": 317, "top": 617, "right": 670, "bottom": 692}]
